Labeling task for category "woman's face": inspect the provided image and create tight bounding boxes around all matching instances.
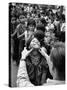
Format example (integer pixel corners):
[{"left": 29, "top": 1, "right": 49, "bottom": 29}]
[
  {"left": 29, "top": 38, "right": 41, "bottom": 65},
  {"left": 30, "top": 38, "right": 40, "bottom": 49}
]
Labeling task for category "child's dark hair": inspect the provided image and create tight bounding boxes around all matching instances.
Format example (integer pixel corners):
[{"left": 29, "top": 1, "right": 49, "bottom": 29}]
[{"left": 27, "top": 19, "right": 36, "bottom": 27}]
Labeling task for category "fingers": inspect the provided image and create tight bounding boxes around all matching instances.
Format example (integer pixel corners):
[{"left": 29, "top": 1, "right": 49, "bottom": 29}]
[
  {"left": 39, "top": 47, "right": 49, "bottom": 60},
  {"left": 24, "top": 47, "right": 26, "bottom": 50},
  {"left": 39, "top": 47, "right": 44, "bottom": 53},
  {"left": 39, "top": 48, "right": 45, "bottom": 57},
  {"left": 28, "top": 48, "right": 33, "bottom": 53},
  {"left": 23, "top": 47, "right": 33, "bottom": 53},
  {"left": 39, "top": 48, "right": 42, "bottom": 53}
]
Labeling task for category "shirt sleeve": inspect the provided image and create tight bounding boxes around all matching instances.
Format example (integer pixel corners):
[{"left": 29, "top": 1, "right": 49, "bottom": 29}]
[{"left": 16, "top": 60, "right": 34, "bottom": 87}]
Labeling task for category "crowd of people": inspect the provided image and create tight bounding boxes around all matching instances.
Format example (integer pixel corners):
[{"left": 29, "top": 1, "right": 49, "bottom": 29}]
[{"left": 9, "top": 3, "right": 65, "bottom": 86}]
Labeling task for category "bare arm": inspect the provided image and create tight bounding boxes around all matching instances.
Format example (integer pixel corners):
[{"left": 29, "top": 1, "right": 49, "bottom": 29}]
[
  {"left": 17, "top": 60, "right": 34, "bottom": 87},
  {"left": 11, "top": 28, "right": 18, "bottom": 37},
  {"left": 17, "top": 32, "right": 25, "bottom": 39},
  {"left": 16, "top": 47, "right": 34, "bottom": 87},
  {"left": 39, "top": 47, "right": 49, "bottom": 61}
]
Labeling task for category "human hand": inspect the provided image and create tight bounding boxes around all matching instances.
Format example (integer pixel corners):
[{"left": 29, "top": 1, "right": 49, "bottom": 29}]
[
  {"left": 39, "top": 47, "right": 47, "bottom": 57},
  {"left": 21, "top": 47, "right": 33, "bottom": 60},
  {"left": 39, "top": 47, "right": 49, "bottom": 61}
]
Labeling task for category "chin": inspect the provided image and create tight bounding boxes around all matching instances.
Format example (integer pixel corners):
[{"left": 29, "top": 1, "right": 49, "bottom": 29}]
[{"left": 30, "top": 44, "right": 40, "bottom": 49}]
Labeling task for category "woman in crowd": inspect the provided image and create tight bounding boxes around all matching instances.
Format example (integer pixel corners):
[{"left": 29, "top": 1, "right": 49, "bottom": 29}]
[
  {"left": 23, "top": 30, "right": 52, "bottom": 86},
  {"left": 17, "top": 41, "right": 65, "bottom": 86}
]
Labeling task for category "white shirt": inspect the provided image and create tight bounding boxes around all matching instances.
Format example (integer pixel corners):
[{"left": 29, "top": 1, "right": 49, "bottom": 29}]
[{"left": 17, "top": 60, "right": 65, "bottom": 87}]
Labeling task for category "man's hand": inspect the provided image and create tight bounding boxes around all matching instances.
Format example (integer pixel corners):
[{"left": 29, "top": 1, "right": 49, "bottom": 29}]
[{"left": 21, "top": 47, "right": 33, "bottom": 60}]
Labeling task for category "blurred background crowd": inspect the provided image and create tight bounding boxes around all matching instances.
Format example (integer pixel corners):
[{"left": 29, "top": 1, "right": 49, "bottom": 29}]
[{"left": 9, "top": 3, "right": 65, "bottom": 87}]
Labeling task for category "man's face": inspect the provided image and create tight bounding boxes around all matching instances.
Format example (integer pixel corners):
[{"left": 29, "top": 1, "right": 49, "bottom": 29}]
[{"left": 19, "top": 15, "right": 25, "bottom": 22}]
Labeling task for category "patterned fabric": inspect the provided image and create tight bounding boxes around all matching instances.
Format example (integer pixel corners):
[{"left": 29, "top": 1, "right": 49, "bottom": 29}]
[
  {"left": 25, "top": 51, "right": 49, "bottom": 86},
  {"left": 17, "top": 61, "right": 64, "bottom": 87}
]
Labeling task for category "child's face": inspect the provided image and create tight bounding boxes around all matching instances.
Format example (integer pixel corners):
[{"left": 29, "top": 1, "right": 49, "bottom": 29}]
[{"left": 28, "top": 25, "right": 35, "bottom": 31}]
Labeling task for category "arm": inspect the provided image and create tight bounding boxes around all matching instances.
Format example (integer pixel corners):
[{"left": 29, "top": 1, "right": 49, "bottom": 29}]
[
  {"left": 17, "top": 60, "right": 34, "bottom": 87},
  {"left": 16, "top": 47, "right": 34, "bottom": 87},
  {"left": 11, "top": 28, "right": 18, "bottom": 37},
  {"left": 11, "top": 24, "right": 21, "bottom": 38},
  {"left": 39, "top": 47, "right": 50, "bottom": 62},
  {"left": 17, "top": 32, "right": 25, "bottom": 39}
]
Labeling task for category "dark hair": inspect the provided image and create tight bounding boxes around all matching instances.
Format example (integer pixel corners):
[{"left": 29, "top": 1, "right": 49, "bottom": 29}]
[
  {"left": 40, "top": 18, "right": 47, "bottom": 27},
  {"left": 26, "top": 30, "right": 44, "bottom": 50},
  {"left": 50, "top": 42, "right": 65, "bottom": 80},
  {"left": 27, "top": 19, "right": 36, "bottom": 27},
  {"left": 36, "top": 24, "right": 46, "bottom": 32},
  {"left": 55, "top": 31, "right": 65, "bottom": 42}
]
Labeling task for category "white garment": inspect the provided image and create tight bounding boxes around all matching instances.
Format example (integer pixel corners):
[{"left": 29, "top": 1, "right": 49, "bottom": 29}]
[
  {"left": 17, "top": 60, "right": 65, "bottom": 87},
  {"left": 17, "top": 61, "right": 34, "bottom": 87},
  {"left": 43, "top": 78, "right": 65, "bottom": 86}
]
